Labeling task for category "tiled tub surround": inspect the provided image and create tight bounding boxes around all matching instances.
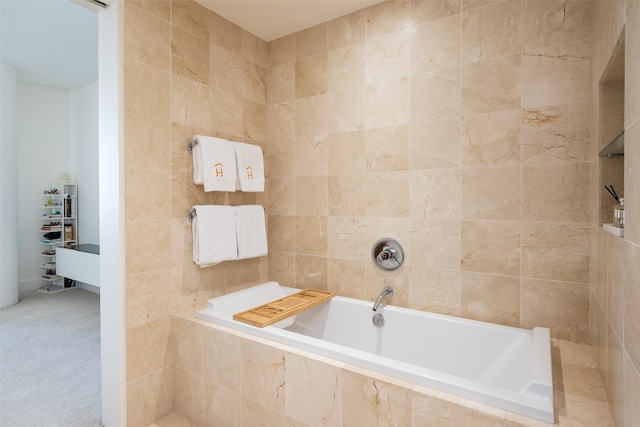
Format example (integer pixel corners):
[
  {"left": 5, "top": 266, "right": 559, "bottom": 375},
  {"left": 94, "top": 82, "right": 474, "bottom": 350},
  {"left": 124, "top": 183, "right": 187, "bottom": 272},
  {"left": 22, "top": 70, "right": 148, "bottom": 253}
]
[
  {"left": 168, "top": 313, "right": 614, "bottom": 427},
  {"left": 120, "top": 0, "right": 640, "bottom": 425},
  {"left": 266, "top": 0, "right": 594, "bottom": 345},
  {"left": 196, "top": 282, "right": 554, "bottom": 422}
]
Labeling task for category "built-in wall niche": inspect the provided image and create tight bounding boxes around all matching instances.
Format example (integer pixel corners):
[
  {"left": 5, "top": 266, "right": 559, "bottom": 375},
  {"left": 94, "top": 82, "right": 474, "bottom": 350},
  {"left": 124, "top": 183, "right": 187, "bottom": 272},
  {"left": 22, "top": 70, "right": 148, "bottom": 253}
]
[{"left": 599, "top": 31, "right": 625, "bottom": 228}]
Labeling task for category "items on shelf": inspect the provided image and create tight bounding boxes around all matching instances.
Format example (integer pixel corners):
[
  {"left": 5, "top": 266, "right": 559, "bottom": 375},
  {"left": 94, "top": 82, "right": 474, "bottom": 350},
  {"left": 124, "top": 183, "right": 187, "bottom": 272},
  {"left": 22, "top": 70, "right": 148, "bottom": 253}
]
[{"left": 38, "top": 183, "right": 78, "bottom": 293}]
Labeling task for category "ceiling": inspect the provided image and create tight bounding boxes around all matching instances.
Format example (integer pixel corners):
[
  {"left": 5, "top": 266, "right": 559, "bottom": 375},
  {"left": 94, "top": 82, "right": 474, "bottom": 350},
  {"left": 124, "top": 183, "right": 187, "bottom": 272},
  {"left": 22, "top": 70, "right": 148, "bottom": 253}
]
[
  {"left": 0, "top": 0, "right": 383, "bottom": 90},
  {"left": 197, "top": 0, "right": 384, "bottom": 42}
]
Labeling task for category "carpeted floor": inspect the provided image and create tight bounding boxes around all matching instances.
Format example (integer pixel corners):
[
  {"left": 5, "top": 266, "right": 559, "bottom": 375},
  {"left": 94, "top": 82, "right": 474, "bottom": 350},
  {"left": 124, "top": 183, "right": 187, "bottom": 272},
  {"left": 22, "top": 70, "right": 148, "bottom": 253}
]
[{"left": 0, "top": 288, "right": 102, "bottom": 426}]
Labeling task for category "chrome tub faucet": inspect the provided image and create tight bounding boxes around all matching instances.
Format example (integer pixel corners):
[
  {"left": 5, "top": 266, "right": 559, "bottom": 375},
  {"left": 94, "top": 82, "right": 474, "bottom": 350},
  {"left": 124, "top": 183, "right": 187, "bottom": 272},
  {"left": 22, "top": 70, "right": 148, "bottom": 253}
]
[{"left": 372, "top": 286, "right": 393, "bottom": 311}]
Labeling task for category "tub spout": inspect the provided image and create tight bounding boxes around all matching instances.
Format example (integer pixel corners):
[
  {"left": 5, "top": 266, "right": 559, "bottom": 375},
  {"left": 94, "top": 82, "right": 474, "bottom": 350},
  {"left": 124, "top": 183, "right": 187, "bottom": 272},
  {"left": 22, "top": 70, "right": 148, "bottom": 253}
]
[{"left": 372, "top": 286, "right": 393, "bottom": 311}]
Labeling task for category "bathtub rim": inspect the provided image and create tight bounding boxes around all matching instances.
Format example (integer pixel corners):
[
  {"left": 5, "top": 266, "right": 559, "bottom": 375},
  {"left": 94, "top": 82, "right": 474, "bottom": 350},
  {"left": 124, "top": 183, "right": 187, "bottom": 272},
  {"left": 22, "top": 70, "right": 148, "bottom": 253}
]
[{"left": 195, "top": 284, "right": 555, "bottom": 423}]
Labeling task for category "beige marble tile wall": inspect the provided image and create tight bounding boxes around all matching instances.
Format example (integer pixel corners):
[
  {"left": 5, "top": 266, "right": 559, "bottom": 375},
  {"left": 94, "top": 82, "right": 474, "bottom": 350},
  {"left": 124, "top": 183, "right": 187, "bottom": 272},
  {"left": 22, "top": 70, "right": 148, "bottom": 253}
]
[
  {"left": 267, "top": 0, "right": 592, "bottom": 343},
  {"left": 589, "top": 1, "right": 640, "bottom": 426},
  {"left": 122, "top": 0, "right": 268, "bottom": 425}
]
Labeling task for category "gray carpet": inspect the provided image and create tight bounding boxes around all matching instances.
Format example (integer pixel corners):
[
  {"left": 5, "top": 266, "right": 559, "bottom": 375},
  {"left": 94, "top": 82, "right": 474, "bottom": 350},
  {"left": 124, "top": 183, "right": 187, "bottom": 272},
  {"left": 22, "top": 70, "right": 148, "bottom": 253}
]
[{"left": 0, "top": 289, "right": 102, "bottom": 426}]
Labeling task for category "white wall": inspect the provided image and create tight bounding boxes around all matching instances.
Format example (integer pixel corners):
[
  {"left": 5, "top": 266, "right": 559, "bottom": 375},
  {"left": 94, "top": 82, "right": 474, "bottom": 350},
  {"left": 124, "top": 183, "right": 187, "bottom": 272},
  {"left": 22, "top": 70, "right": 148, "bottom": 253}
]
[
  {"left": 70, "top": 82, "right": 99, "bottom": 244},
  {"left": 16, "top": 82, "right": 70, "bottom": 289},
  {"left": 0, "top": 62, "right": 19, "bottom": 308}
]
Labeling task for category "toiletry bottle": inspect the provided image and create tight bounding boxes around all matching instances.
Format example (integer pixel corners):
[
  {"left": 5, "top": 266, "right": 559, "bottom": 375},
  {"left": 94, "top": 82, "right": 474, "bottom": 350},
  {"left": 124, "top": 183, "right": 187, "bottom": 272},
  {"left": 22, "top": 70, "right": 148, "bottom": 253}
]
[{"left": 613, "top": 198, "right": 624, "bottom": 228}]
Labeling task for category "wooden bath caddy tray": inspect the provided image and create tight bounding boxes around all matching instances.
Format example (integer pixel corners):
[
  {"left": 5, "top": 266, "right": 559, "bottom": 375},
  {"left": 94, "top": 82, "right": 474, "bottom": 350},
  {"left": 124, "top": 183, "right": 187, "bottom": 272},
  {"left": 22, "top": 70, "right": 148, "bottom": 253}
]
[{"left": 233, "top": 288, "right": 335, "bottom": 328}]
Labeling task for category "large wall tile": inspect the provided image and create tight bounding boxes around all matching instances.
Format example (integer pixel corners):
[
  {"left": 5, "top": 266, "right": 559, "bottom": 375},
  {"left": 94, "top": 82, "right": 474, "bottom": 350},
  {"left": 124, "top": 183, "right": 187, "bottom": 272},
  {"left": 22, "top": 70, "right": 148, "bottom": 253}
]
[
  {"left": 127, "top": 0, "right": 169, "bottom": 21},
  {"left": 267, "top": 63, "right": 294, "bottom": 103},
  {"left": 241, "top": 61, "right": 267, "bottom": 105},
  {"left": 410, "top": 219, "right": 461, "bottom": 269},
  {"left": 461, "top": 166, "right": 521, "bottom": 220},
  {"left": 126, "top": 269, "right": 172, "bottom": 329},
  {"left": 461, "top": 109, "right": 521, "bottom": 167},
  {"left": 125, "top": 220, "right": 172, "bottom": 275},
  {"left": 202, "top": 327, "right": 241, "bottom": 392},
  {"left": 342, "top": 370, "right": 412, "bottom": 427},
  {"left": 170, "top": 74, "right": 210, "bottom": 128},
  {"left": 462, "top": 54, "right": 521, "bottom": 115},
  {"left": 365, "top": 171, "right": 409, "bottom": 217},
  {"left": 522, "top": 101, "right": 590, "bottom": 164},
  {"left": 126, "top": 367, "right": 173, "bottom": 427},
  {"left": 328, "top": 130, "right": 365, "bottom": 176},
  {"left": 296, "top": 176, "right": 328, "bottom": 215},
  {"left": 171, "top": 318, "right": 202, "bottom": 377},
  {"left": 366, "top": 125, "right": 410, "bottom": 172},
  {"left": 241, "top": 397, "right": 286, "bottom": 425},
  {"left": 210, "top": 11, "right": 241, "bottom": 52},
  {"left": 410, "top": 118, "right": 461, "bottom": 170},
  {"left": 461, "top": 220, "right": 521, "bottom": 276},
  {"left": 295, "top": 94, "right": 328, "bottom": 176},
  {"left": 173, "top": 366, "right": 203, "bottom": 425},
  {"left": 240, "top": 340, "right": 286, "bottom": 413},
  {"left": 408, "top": 266, "right": 461, "bottom": 316},
  {"left": 285, "top": 354, "right": 342, "bottom": 426},
  {"left": 366, "top": 30, "right": 411, "bottom": 84},
  {"left": 267, "top": 176, "right": 295, "bottom": 215},
  {"left": 625, "top": 123, "right": 640, "bottom": 245},
  {"left": 461, "top": 272, "right": 520, "bottom": 326},
  {"left": 170, "top": 0, "right": 211, "bottom": 40},
  {"left": 124, "top": 59, "right": 170, "bottom": 121},
  {"left": 327, "top": 216, "right": 367, "bottom": 261},
  {"left": 365, "top": 0, "right": 410, "bottom": 38},
  {"left": 295, "top": 254, "right": 328, "bottom": 289},
  {"left": 328, "top": 258, "right": 366, "bottom": 299},
  {"left": 328, "top": 175, "right": 366, "bottom": 217},
  {"left": 627, "top": 2, "right": 640, "bottom": 128},
  {"left": 295, "top": 23, "right": 327, "bottom": 59},
  {"left": 411, "top": 67, "right": 460, "bottom": 122},
  {"left": 521, "top": 222, "right": 590, "bottom": 283},
  {"left": 125, "top": 113, "right": 171, "bottom": 170},
  {"left": 411, "top": 0, "right": 460, "bottom": 25},
  {"left": 522, "top": 162, "right": 590, "bottom": 222},
  {"left": 295, "top": 53, "right": 328, "bottom": 98},
  {"left": 523, "top": 1, "right": 592, "bottom": 51},
  {"left": 268, "top": 251, "right": 295, "bottom": 287},
  {"left": 328, "top": 9, "right": 365, "bottom": 49},
  {"left": 624, "top": 352, "right": 640, "bottom": 427},
  {"left": 412, "top": 387, "right": 506, "bottom": 426},
  {"left": 522, "top": 39, "right": 591, "bottom": 108},
  {"left": 410, "top": 169, "right": 461, "bottom": 219},
  {"left": 366, "top": 78, "right": 410, "bottom": 129},
  {"left": 294, "top": 215, "right": 327, "bottom": 256},
  {"left": 624, "top": 241, "right": 640, "bottom": 372},
  {"left": 521, "top": 278, "right": 589, "bottom": 342},
  {"left": 126, "top": 318, "right": 172, "bottom": 382},
  {"left": 171, "top": 26, "right": 209, "bottom": 84},
  {"left": 203, "top": 381, "right": 241, "bottom": 427},
  {"left": 412, "top": 14, "right": 461, "bottom": 74},
  {"left": 267, "top": 215, "right": 294, "bottom": 253},
  {"left": 461, "top": 0, "right": 522, "bottom": 64},
  {"left": 124, "top": 3, "right": 170, "bottom": 70}
]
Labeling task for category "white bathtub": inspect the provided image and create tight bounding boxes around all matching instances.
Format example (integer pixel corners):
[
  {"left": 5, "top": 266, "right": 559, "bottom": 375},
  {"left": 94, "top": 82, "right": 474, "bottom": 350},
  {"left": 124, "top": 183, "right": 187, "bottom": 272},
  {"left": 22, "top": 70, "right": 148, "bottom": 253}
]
[{"left": 197, "top": 281, "right": 554, "bottom": 423}]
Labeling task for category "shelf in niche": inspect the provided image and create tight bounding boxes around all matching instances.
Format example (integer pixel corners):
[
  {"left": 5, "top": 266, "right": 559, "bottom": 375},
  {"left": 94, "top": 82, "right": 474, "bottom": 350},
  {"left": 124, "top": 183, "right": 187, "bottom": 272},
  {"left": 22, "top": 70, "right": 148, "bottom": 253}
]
[{"left": 599, "top": 130, "right": 624, "bottom": 157}]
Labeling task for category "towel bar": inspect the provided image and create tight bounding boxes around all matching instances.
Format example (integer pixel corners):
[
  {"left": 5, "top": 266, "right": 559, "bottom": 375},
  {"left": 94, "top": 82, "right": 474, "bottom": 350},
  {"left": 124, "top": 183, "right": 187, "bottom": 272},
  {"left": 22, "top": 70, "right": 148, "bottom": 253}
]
[
  {"left": 188, "top": 208, "right": 196, "bottom": 223},
  {"left": 186, "top": 138, "right": 197, "bottom": 154},
  {"left": 187, "top": 137, "right": 265, "bottom": 154}
]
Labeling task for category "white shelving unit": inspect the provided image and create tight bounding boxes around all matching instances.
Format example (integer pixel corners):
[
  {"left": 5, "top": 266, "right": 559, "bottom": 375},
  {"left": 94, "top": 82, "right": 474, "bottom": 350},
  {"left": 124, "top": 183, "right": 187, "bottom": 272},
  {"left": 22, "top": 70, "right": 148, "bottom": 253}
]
[{"left": 39, "top": 183, "right": 78, "bottom": 293}]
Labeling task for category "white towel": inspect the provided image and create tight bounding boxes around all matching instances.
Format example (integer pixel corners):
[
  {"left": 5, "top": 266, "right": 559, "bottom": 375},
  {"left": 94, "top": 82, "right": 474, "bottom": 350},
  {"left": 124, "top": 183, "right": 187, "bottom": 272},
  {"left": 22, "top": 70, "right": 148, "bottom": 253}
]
[
  {"left": 192, "top": 135, "right": 204, "bottom": 185},
  {"left": 233, "top": 205, "right": 268, "bottom": 260},
  {"left": 193, "top": 135, "right": 237, "bottom": 192},
  {"left": 234, "top": 142, "right": 265, "bottom": 192},
  {"left": 192, "top": 205, "right": 238, "bottom": 267}
]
